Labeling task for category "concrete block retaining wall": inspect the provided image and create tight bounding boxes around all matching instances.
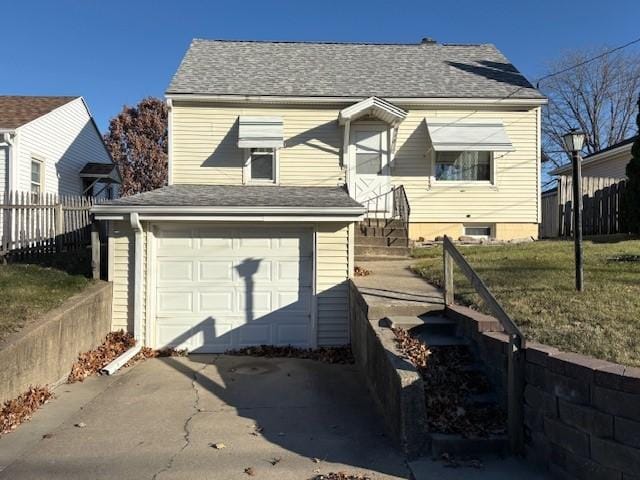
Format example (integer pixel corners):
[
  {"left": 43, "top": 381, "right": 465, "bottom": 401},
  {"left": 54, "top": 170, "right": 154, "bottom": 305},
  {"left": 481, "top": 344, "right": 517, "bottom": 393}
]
[
  {"left": 0, "top": 282, "right": 113, "bottom": 404},
  {"left": 349, "top": 281, "right": 428, "bottom": 457},
  {"left": 447, "top": 304, "right": 640, "bottom": 479}
]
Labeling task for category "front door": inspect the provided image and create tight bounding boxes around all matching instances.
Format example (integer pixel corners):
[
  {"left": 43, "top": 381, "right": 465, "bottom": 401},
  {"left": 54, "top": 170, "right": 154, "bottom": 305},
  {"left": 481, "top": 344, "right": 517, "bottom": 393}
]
[{"left": 351, "top": 124, "right": 391, "bottom": 216}]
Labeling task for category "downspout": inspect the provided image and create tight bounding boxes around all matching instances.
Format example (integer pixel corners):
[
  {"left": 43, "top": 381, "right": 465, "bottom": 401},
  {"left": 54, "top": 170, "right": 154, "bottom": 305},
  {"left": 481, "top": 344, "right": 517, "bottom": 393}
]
[
  {"left": 100, "top": 211, "right": 143, "bottom": 374},
  {"left": 342, "top": 119, "right": 351, "bottom": 193},
  {"left": 0, "top": 131, "right": 16, "bottom": 192}
]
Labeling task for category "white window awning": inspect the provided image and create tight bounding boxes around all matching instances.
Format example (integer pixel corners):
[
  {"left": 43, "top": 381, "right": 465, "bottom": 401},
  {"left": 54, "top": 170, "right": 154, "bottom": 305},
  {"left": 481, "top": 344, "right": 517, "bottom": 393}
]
[
  {"left": 238, "top": 116, "right": 284, "bottom": 149},
  {"left": 425, "top": 118, "right": 514, "bottom": 151}
]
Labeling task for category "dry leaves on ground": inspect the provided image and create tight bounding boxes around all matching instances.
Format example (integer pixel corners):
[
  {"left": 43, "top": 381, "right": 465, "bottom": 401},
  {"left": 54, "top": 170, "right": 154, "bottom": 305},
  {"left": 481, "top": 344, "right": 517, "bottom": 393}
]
[
  {"left": 354, "top": 266, "right": 371, "bottom": 277},
  {"left": 68, "top": 331, "right": 188, "bottom": 383},
  {"left": 67, "top": 330, "right": 135, "bottom": 383},
  {"left": 309, "top": 473, "right": 373, "bottom": 480},
  {"left": 244, "top": 467, "right": 256, "bottom": 476},
  {"left": 392, "top": 327, "right": 431, "bottom": 368},
  {"left": 0, "top": 386, "right": 53, "bottom": 436},
  {"left": 228, "top": 345, "right": 354, "bottom": 364}
]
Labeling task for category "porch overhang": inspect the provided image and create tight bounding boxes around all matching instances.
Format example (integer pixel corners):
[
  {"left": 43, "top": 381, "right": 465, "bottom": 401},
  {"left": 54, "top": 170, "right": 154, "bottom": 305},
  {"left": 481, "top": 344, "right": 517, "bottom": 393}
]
[
  {"left": 338, "top": 97, "right": 408, "bottom": 127},
  {"left": 425, "top": 118, "right": 514, "bottom": 152}
]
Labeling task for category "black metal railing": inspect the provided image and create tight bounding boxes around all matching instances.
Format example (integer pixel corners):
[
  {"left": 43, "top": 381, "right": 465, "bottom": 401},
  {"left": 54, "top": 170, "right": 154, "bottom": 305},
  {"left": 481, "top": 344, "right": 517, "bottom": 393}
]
[
  {"left": 392, "top": 185, "right": 410, "bottom": 232},
  {"left": 362, "top": 185, "right": 410, "bottom": 228}
]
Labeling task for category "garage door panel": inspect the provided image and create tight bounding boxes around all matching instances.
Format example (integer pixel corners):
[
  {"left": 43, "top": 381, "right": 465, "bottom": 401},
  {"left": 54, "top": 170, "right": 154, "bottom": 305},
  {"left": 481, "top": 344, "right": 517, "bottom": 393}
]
[
  {"left": 199, "top": 291, "right": 234, "bottom": 313},
  {"left": 199, "top": 260, "right": 234, "bottom": 281},
  {"left": 157, "top": 290, "right": 193, "bottom": 313},
  {"left": 154, "top": 226, "right": 313, "bottom": 352}
]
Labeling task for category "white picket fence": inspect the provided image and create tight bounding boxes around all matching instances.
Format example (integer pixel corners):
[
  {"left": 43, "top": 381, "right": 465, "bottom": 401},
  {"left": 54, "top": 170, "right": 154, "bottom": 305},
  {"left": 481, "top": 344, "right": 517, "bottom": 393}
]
[{"left": 0, "top": 191, "right": 94, "bottom": 260}]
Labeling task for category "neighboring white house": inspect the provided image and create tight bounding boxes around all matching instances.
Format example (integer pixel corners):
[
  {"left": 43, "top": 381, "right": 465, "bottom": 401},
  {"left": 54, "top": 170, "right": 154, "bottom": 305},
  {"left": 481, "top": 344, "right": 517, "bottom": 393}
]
[
  {"left": 0, "top": 96, "right": 119, "bottom": 201},
  {"left": 93, "top": 39, "right": 545, "bottom": 353},
  {"left": 551, "top": 135, "right": 636, "bottom": 179}
]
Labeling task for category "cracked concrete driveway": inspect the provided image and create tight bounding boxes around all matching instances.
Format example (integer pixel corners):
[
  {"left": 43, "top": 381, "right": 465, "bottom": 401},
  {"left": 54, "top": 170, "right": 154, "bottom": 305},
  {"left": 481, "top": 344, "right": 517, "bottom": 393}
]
[{"left": 0, "top": 355, "right": 409, "bottom": 480}]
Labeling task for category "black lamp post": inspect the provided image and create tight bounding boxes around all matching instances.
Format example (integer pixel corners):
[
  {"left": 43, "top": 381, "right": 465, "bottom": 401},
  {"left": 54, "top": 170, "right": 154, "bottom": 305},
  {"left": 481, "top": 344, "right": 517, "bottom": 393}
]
[{"left": 562, "top": 129, "right": 586, "bottom": 291}]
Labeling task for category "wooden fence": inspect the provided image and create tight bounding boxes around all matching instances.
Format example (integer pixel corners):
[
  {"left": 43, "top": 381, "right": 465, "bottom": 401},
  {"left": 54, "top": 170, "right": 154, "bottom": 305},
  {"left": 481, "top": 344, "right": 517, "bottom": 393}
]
[
  {"left": 541, "top": 176, "right": 627, "bottom": 238},
  {"left": 0, "top": 191, "right": 93, "bottom": 260}
]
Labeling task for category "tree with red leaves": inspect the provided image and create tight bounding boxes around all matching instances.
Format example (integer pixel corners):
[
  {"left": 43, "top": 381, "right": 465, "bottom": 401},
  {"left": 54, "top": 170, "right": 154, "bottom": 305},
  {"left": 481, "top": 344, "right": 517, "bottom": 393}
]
[{"left": 104, "top": 97, "right": 168, "bottom": 196}]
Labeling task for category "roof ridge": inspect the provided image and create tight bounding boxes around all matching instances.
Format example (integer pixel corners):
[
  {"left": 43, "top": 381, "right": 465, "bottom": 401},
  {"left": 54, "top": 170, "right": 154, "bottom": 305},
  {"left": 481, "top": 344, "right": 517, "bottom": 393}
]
[{"left": 191, "top": 38, "right": 490, "bottom": 47}]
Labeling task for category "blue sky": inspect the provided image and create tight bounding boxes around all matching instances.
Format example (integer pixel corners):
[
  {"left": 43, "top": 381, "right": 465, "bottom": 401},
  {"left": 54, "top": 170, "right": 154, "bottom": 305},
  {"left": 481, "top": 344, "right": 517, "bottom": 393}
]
[{"left": 1, "top": 0, "right": 638, "bottom": 131}]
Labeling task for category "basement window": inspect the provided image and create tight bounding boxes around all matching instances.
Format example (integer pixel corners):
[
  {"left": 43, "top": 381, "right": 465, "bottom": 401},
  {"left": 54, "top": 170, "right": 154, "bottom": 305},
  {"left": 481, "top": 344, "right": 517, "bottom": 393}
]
[{"left": 464, "top": 225, "right": 492, "bottom": 239}]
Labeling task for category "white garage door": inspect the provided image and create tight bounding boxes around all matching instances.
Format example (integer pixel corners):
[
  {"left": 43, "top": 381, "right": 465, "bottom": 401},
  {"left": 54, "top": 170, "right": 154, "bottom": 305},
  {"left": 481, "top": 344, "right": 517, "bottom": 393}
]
[{"left": 153, "top": 225, "right": 313, "bottom": 353}]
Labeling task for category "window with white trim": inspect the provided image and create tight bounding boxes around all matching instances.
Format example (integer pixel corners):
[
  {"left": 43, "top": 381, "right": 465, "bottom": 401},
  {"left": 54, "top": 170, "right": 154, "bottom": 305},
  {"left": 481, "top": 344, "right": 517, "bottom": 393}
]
[
  {"left": 248, "top": 148, "right": 276, "bottom": 183},
  {"left": 31, "top": 158, "right": 43, "bottom": 194},
  {"left": 435, "top": 151, "right": 492, "bottom": 182}
]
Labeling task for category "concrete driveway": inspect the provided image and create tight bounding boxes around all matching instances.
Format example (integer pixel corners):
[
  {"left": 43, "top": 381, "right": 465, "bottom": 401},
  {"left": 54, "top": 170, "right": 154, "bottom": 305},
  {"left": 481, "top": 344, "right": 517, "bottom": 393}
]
[{"left": 0, "top": 355, "right": 409, "bottom": 480}]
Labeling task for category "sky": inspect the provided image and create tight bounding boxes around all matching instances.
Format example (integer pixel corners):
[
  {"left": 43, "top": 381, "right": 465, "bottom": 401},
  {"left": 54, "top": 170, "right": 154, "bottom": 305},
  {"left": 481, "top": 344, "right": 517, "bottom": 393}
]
[{"left": 1, "top": 0, "right": 639, "bottom": 131}]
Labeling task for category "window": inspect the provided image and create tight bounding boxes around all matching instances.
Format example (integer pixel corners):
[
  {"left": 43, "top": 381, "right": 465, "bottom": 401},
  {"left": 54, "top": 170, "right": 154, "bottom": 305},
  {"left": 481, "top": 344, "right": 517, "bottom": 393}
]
[
  {"left": 248, "top": 148, "right": 276, "bottom": 182},
  {"left": 31, "top": 159, "right": 43, "bottom": 194},
  {"left": 354, "top": 130, "right": 383, "bottom": 175},
  {"left": 435, "top": 151, "right": 491, "bottom": 182},
  {"left": 464, "top": 225, "right": 492, "bottom": 239}
]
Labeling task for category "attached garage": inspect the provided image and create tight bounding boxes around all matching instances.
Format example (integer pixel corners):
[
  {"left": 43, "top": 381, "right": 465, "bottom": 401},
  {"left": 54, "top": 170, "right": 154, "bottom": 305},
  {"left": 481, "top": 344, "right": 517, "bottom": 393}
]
[
  {"left": 95, "top": 185, "right": 364, "bottom": 351},
  {"left": 153, "top": 225, "right": 313, "bottom": 352}
]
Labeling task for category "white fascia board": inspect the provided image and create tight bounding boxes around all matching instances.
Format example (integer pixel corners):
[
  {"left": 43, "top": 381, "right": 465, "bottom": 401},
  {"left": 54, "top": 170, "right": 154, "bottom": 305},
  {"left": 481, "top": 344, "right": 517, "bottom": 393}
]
[
  {"left": 166, "top": 93, "right": 548, "bottom": 107},
  {"left": 136, "top": 214, "right": 365, "bottom": 222}
]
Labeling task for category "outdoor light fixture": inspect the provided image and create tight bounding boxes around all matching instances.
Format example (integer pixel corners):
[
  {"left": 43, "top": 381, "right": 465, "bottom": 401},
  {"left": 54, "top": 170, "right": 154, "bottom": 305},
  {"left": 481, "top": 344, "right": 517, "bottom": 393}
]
[
  {"left": 561, "top": 129, "right": 586, "bottom": 153},
  {"left": 562, "top": 128, "right": 586, "bottom": 292}
]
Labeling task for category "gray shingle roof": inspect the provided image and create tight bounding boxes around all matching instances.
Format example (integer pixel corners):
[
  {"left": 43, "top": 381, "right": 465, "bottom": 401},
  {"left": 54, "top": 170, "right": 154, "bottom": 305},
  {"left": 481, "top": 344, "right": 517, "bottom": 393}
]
[
  {"left": 98, "top": 185, "right": 363, "bottom": 209},
  {"left": 167, "top": 39, "right": 543, "bottom": 100}
]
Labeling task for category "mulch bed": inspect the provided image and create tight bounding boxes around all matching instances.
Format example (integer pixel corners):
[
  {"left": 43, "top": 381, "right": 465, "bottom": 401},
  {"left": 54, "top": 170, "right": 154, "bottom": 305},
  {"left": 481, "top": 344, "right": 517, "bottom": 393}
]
[
  {"left": 0, "top": 385, "right": 53, "bottom": 436},
  {"left": 392, "top": 327, "right": 506, "bottom": 438},
  {"left": 227, "top": 345, "right": 354, "bottom": 364}
]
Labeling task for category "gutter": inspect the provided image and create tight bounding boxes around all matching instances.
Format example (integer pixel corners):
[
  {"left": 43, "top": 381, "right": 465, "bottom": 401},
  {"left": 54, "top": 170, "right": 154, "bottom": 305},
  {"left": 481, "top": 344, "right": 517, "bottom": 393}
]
[
  {"left": 101, "top": 212, "right": 144, "bottom": 375},
  {"left": 166, "top": 93, "right": 548, "bottom": 107}
]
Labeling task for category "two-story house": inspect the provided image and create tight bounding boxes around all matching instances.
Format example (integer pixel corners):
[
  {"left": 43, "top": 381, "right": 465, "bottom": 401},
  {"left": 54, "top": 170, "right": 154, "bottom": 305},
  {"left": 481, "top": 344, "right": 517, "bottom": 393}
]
[{"left": 93, "top": 39, "right": 546, "bottom": 353}]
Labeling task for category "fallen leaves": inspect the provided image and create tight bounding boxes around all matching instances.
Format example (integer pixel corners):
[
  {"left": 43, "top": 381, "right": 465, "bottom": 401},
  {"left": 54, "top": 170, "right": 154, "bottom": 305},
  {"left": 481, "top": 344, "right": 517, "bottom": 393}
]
[
  {"left": 269, "top": 457, "right": 282, "bottom": 466},
  {"left": 67, "top": 331, "right": 188, "bottom": 383},
  {"left": 392, "top": 327, "right": 431, "bottom": 368},
  {"left": 354, "top": 266, "right": 371, "bottom": 277},
  {"left": 244, "top": 466, "right": 256, "bottom": 476},
  {"left": 0, "top": 385, "right": 53, "bottom": 436},
  {"left": 228, "top": 345, "right": 354, "bottom": 364},
  {"left": 309, "top": 473, "right": 372, "bottom": 480},
  {"left": 74, "top": 422, "right": 87, "bottom": 428},
  {"left": 210, "top": 442, "right": 226, "bottom": 449},
  {"left": 67, "top": 330, "right": 135, "bottom": 383}
]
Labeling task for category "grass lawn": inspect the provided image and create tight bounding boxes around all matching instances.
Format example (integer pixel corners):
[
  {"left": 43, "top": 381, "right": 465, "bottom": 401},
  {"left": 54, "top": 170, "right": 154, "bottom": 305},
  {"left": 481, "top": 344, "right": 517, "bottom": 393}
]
[
  {"left": 412, "top": 239, "right": 640, "bottom": 367},
  {"left": 0, "top": 263, "right": 91, "bottom": 343}
]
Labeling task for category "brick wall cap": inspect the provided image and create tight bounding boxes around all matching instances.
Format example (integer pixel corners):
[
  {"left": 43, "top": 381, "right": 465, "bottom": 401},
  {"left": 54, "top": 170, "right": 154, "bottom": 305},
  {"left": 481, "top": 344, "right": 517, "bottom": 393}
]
[
  {"left": 548, "top": 351, "right": 610, "bottom": 381},
  {"left": 526, "top": 343, "right": 561, "bottom": 366},
  {"left": 445, "top": 304, "right": 499, "bottom": 324},
  {"left": 481, "top": 331, "right": 510, "bottom": 343}
]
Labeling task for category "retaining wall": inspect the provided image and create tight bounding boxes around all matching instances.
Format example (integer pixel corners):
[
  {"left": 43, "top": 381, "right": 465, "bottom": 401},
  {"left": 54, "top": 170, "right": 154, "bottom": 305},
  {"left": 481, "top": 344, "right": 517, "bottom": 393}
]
[
  {"left": 349, "top": 281, "right": 427, "bottom": 457},
  {"left": 448, "top": 304, "right": 640, "bottom": 480},
  {"left": 0, "top": 281, "right": 113, "bottom": 403}
]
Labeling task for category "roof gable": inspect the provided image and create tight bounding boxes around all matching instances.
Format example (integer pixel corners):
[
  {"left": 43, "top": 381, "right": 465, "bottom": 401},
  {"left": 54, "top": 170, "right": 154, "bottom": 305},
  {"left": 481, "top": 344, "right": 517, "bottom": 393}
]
[
  {"left": 0, "top": 96, "right": 78, "bottom": 129},
  {"left": 167, "top": 39, "right": 543, "bottom": 100}
]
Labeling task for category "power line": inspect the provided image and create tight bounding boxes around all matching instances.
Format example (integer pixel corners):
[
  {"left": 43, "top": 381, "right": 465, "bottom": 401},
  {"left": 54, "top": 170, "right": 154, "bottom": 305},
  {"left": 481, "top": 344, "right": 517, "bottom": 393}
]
[{"left": 535, "top": 36, "right": 640, "bottom": 88}]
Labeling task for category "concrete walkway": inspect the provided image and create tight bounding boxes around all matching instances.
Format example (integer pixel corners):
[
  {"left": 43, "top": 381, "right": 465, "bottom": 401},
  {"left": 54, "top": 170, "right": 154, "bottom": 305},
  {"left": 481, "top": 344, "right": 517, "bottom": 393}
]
[
  {"left": 353, "top": 259, "right": 444, "bottom": 320},
  {"left": 0, "top": 356, "right": 408, "bottom": 480}
]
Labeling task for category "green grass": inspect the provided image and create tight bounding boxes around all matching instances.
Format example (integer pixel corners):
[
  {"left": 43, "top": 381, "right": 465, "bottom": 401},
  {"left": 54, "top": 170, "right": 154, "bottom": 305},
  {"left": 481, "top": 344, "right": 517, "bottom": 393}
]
[
  {"left": 0, "top": 263, "right": 91, "bottom": 343},
  {"left": 412, "top": 240, "right": 640, "bottom": 366}
]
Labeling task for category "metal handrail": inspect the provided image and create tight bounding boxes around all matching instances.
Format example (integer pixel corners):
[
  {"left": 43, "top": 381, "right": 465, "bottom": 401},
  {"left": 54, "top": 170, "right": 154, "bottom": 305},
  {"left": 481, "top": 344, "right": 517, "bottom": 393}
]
[
  {"left": 392, "top": 185, "right": 410, "bottom": 232},
  {"left": 442, "top": 235, "right": 525, "bottom": 453}
]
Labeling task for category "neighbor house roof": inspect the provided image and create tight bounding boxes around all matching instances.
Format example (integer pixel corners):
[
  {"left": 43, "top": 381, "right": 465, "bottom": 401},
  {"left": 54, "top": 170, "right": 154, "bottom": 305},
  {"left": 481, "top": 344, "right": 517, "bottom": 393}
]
[
  {"left": 551, "top": 135, "right": 637, "bottom": 176},
  {"left": 93, "top": 185, "right": 364, "bottom": 212},
  {"left": 167, "top": 39, "right": 544, "bottom": 100},
  {"left": 0, "top": 96, "right": 78, "bottom": 129}
]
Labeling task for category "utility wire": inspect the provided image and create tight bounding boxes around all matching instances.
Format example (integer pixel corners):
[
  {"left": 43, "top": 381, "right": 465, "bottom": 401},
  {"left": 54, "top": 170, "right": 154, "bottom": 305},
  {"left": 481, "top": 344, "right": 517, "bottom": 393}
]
[{"left": 535, "top": 36, "right": 640, "bottom": 88}]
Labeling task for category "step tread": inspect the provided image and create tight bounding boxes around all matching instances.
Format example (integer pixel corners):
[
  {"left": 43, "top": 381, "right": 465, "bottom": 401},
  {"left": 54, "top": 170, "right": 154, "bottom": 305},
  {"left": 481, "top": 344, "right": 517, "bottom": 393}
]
[{"left": 385, "top": 315, "right": 456, "bottom": 330}]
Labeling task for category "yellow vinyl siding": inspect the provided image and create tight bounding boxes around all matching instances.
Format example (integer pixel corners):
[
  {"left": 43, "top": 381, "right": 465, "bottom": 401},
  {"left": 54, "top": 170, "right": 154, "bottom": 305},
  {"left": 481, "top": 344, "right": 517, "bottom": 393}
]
[
  {"left": 393, "top": 107, "right": 540, "bottom": 223},
  {"left": 171, "top": 102, "right": 540, "bottom": 225},
  {"left": 109, "top": 221, "right": 146, "bottom": 338},
  {"left": 172, "top": 102, "right": 344, "bottom": 186},
  {"left": 316, "top": 222, "right": 350, "bottom": 346}
]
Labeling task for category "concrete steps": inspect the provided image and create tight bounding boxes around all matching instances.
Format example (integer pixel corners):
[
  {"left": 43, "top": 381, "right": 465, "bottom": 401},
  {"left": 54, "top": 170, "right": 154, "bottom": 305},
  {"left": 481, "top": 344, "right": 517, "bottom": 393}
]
[
  {"left": 428, "top": 433, "right": 509, "bottom": 457},
  {"left": 355, "top": 219, "right": 411, "bottom": 261}
]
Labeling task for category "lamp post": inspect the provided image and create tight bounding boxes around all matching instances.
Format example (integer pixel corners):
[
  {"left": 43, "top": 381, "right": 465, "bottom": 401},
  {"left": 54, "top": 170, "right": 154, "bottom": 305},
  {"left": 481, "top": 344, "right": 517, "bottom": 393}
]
[{"left": 562, "top": 129, "right": 586, "bottom": 291}]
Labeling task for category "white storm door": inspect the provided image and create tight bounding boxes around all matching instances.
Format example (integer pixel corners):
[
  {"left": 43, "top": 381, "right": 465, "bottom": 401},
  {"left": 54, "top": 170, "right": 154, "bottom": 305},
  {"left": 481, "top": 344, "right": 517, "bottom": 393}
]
[
  {"left": 153, "top": 225, "right": 313, "bottom": 353},
  {"left": 351, "top": 125, "right": 391, "bottom": 215}
]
